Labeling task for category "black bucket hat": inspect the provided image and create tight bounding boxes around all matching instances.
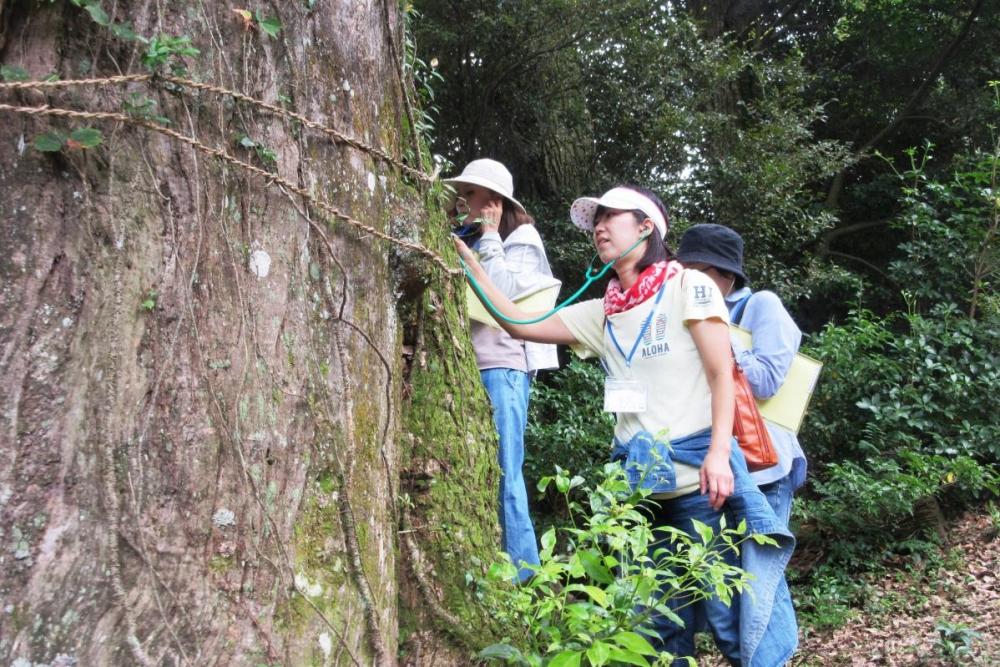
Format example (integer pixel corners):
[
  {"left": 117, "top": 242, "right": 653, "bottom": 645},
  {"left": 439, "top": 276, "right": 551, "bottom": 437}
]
[{"left": 676, "top": 224, "right": 748, "bottom": 289}]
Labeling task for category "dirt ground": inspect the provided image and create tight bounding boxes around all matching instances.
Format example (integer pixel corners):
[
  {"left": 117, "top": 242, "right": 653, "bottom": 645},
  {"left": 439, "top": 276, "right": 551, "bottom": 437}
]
[{"left": 698, "top": 512, "right": 1000, "bottom": 666}]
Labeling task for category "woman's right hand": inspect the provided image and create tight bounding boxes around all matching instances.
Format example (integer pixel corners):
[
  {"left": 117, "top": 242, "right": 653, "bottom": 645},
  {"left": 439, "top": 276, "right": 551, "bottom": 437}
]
[
  {"left": 700, "top": 448, "right": 734, "bottom": 510},
  {"left": 452, "top": 234, "right": 478, "bottom": 266}
]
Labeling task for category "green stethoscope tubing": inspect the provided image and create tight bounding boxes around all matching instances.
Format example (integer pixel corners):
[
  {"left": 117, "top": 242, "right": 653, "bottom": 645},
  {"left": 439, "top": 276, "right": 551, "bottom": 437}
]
[{"left": 459, "top": 231, "right": 652, "bottom": 325}]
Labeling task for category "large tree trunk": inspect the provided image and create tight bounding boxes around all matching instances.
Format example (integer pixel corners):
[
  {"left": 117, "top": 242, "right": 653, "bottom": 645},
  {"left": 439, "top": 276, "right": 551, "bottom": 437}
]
[{"left": 0, "top": 1, "right": 499, "bottom": 665}]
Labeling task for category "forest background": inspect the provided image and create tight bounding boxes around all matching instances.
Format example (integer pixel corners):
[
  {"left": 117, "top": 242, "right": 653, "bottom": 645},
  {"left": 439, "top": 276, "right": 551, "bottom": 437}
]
[{"left": 411, "top": 0, "right": 1000, "bottom": 656}]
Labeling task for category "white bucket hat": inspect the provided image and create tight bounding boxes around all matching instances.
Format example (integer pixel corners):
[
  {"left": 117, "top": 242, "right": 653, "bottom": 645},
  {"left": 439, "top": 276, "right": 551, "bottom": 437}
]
[
  {"left": 570, "top": 187, "right": 668, "bottom": 238},
  {"left": 442, "top": 158, "right": 526, "bottom": 213}
]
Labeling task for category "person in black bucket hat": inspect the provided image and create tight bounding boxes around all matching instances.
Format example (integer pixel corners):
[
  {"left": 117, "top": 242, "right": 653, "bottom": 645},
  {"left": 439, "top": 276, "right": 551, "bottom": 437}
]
[
  {"left": 678, "top": 222, "right": 809, "bottom": 665},
  {"left": 675, "top": 223, "right": 748, "bottom": 293},
  {"left": 676, "top": 223, "right": 806, "bottom": 514}
]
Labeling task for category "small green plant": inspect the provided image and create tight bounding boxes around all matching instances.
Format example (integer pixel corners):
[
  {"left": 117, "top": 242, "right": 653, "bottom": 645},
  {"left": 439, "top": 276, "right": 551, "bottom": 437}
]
[
  {"left": 236, "top": 134, "right": 278, "bottom": 165},
  {"left": 70, "top": 0, "right": 110, "bottom": 25},
  {"left": 987, "top": 500, "right": 1000, "bottom": 534},
  {"left": 122, "top": 93, "right": 169, "bottom": 125},
  {"left": 254, "top": 11, "right": 281, "bottom": 38},
  {"left": 472, "top": 464, "right": 761, "bottom": 667},
  {"left": 141, "top": 35, "right": 200, "bottom": 73},
  {"left": 33, "top": 127, "right": 104, "bottom": 152},
  {"left": 791, "top": 565, "right": 866, "bottom": 632},
  {"left": 232, "top": 10, "right": 281, "bottom": 38},
  {"left": 140, "top": 289, "right": 158, "bottom": 312},
  {"left": 0, "top": 64, "right": 28, "bottom": 81},
  {"left": 933, "top": 620, "right": 980, "bottom": 664}
]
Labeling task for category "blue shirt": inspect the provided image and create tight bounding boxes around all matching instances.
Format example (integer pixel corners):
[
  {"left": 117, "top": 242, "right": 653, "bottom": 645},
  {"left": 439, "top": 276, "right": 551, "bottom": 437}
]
[{"left": 727, "top": 287, "right": 808, "bottom": 490}]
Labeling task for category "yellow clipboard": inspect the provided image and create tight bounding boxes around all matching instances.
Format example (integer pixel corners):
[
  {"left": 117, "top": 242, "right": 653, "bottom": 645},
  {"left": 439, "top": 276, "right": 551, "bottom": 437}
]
[
  {"left": 731, "top": 325, "right": 822, "bottom": 434},
  {"left": 466, "top": 281, "right": 561, "bottom": 329}
]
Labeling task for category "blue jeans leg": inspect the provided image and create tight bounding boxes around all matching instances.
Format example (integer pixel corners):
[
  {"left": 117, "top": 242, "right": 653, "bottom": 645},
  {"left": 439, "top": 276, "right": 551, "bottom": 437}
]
[
  {"left": 758, "top": 474, "right": 794, "bottom": 529},
  {"left": 480, "top": 368, "right": 539, "bottom": 581},
  {"left": 646, "top": 491, "right": 742, "bottom": 666}
]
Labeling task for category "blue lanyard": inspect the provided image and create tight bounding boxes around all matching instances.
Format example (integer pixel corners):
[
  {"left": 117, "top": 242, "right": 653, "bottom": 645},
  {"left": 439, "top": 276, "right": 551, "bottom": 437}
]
[{"left": 606, "top": 283, "right": 667, "bottom": 368}]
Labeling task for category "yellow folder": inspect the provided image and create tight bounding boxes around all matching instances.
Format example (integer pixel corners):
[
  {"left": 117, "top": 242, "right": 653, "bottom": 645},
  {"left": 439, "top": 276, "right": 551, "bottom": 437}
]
[
  {"left": 731, "top": 325, "right": 823, "bottom": 434},
  {"left": 466, "top": 281, "right": 561, "bottom": 329}
]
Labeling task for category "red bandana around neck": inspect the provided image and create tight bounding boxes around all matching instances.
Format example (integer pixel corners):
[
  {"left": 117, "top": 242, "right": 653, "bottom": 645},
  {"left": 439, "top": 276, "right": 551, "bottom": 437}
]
[{"left": 603, "top": 260, "right": 682, "bottom": 316}]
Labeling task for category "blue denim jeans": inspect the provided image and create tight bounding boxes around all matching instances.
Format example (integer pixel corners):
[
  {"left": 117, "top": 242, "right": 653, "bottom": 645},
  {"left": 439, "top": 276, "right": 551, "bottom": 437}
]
[
  {"left": 480, "top": 368, "right": 539, "bottom": 580},
  {"left": 759, "top": 474, "right": 794, "bottom": 529},
  {"left": 614, "top": 430, "right": 798, "bottom": 666},
  {"left": 645, "top": 491, "right": 742, "bottom": 665}
]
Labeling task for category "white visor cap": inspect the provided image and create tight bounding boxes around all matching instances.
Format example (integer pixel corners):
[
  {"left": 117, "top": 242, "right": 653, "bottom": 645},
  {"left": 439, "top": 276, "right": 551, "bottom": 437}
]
[{"left": 570, "top": 187, "right": 667, "bottom": 238}]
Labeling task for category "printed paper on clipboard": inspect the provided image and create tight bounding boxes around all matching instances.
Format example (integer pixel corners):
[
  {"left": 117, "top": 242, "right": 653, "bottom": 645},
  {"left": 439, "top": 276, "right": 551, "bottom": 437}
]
[
  {"left": 730, "top": 324, "right": 823, "bottom": 434},
  {"left": 466, "top": 278, "right": 561, "bottom": 329}
]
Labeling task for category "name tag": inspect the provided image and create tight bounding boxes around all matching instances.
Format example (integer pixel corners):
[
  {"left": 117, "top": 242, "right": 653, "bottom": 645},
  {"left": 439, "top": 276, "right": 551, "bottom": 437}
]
[{"left": 604, "top": 379, "right": 647, "bottom": 413}]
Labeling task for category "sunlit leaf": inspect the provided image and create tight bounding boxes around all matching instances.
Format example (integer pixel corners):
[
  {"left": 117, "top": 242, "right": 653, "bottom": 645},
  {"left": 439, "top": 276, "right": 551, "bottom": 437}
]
[
  {"left": 69, "top": 127, "right": 103, "bottom": 148},
  {"left": 256, "top": 12, "right": 281, "bottom": 38},
  {"left": 548, "top": 650, "right": 582, "bottom": 667}
]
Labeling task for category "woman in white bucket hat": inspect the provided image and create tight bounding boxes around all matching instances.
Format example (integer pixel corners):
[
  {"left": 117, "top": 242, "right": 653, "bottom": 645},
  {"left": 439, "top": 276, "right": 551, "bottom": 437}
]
[
  {"left": 443, "top": 158, "right": 559, "bottom": 582},
  {"left": 454, "top": 185, "right": 797, "bottom": 666}
]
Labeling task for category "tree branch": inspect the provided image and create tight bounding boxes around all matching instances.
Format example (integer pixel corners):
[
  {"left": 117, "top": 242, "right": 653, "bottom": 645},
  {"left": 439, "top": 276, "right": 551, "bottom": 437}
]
[{"left": 826, "top": 0, "right": 987, "bottom": 208}]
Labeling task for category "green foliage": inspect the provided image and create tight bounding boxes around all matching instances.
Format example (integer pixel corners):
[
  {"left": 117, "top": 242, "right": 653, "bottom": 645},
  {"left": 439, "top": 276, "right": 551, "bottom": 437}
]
[
  {"left": 798, "top": 452, "right": 997, "bottom": 541},
  {"left": 471, "top": 464, "right": 752, "bottom": 667},
  {"left": 33, "top": 132, "right": 67, "bottom": 153},
  {"left": 879, "top": 139, "right": 1000, "bottom": 317},
  {"left": 237, "top": 134, "right": 278, "bottom": 165},
  {"left": 933, "top": 620, "right": 980, "bottom": 665},
  {"left": 122, "top": 93, "right": 169, "bottom": 125},
  {"left": 33, "top": 127, "right": 103, "bottom": 152},
  {"left": 790, "top": 564, "right": 866, "bottom": 631},
  {"left": 70, "top": 0, "right": 110, "bottom": 25},
  {"left": 140, "top": 289, "right": 158, "bottom": 312},
  {"left": 141, "top": 35, "right": 200, "bottom": 73},
  {"left": 798, "top": 303, "right": 999, "bottom": 579},
  {"left": 526, "top": 359, "right": 613, "bottom": 508},
  {"left": 254, "top": 11, "right": 282, "bottom": 38},
  {"left": 69, "top": 0, "right": 201, "bottom": 74},
  {"left": 805, "top": 306, "right": 1000, "bottom": 465},
  {"left": 70, "top": 0, "right": 142, "bottom": 42},
  {"left": 0, "top": 64, "right": 28, "bottom": 81},
  {"left": 67, "top": 127, "right": 103, "bottom": 148},
  {"left": 401, "top": 5, "right": 444, "bottom": 160}
]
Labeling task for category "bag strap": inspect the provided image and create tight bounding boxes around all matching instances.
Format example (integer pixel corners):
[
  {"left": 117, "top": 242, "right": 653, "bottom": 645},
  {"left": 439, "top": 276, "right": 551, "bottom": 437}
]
[{"left": 730, "top": 293, "right": 753, "bottom": 326}]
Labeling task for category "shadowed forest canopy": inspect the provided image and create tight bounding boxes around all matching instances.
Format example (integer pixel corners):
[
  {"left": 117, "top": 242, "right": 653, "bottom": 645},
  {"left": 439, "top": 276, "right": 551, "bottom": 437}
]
[{"left": 414, "top": 0, "right": 999, "bottom": 317}]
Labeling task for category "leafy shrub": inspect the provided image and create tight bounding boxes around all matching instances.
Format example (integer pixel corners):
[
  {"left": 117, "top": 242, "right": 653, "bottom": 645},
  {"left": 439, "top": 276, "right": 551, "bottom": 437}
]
[
  {"left": 526, "top": 359, "right": 614, "bottom": 511},
  {"left": 472, "top": 464, "right": 760, "bottom": 667},
  {"left": 797, "top": 450, "right": 998, "bottom": 539},
  {"left": 881, "top": 139, "right": 999, "bottom": 319},
  {"left": 804, "top": 305, "right": 1000, "bottom": 466}
]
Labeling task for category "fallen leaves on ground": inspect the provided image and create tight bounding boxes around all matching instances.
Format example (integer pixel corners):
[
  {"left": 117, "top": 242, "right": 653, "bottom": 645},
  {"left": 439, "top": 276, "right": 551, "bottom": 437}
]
[{"left": 698, "top": 511, "right": 1000, "bottom": 666}]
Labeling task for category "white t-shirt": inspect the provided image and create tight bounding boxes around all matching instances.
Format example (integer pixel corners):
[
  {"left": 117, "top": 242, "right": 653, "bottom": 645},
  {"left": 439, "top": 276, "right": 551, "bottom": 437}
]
[{"left": 557, "top": 268, "right": 729, "bottom": 497}]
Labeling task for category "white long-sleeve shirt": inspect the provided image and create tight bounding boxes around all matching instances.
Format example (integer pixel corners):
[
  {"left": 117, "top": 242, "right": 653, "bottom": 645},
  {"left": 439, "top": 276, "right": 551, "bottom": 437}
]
[{"left": 471, "top": 225, "right": 560, "bottom": 372}]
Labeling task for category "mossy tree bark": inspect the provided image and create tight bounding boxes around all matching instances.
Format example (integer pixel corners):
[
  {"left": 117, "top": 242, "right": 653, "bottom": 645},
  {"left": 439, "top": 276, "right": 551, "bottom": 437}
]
[{"left": 0, "top": 1, "right": 499, "bottom": 665}]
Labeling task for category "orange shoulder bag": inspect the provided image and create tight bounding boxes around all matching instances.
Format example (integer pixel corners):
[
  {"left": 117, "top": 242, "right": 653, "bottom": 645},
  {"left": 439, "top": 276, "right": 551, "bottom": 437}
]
[{"left": 730, "top": 293, "right": 777, "bottom": 471}]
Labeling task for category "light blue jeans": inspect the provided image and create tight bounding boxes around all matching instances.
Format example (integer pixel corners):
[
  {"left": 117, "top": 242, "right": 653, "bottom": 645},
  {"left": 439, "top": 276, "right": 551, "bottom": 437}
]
[
  {"left": 759, "top": 474, "right": 794, "bottom": 529},
  {"left": 480, "top": 368, "right": 539, "bottom": 581}
]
